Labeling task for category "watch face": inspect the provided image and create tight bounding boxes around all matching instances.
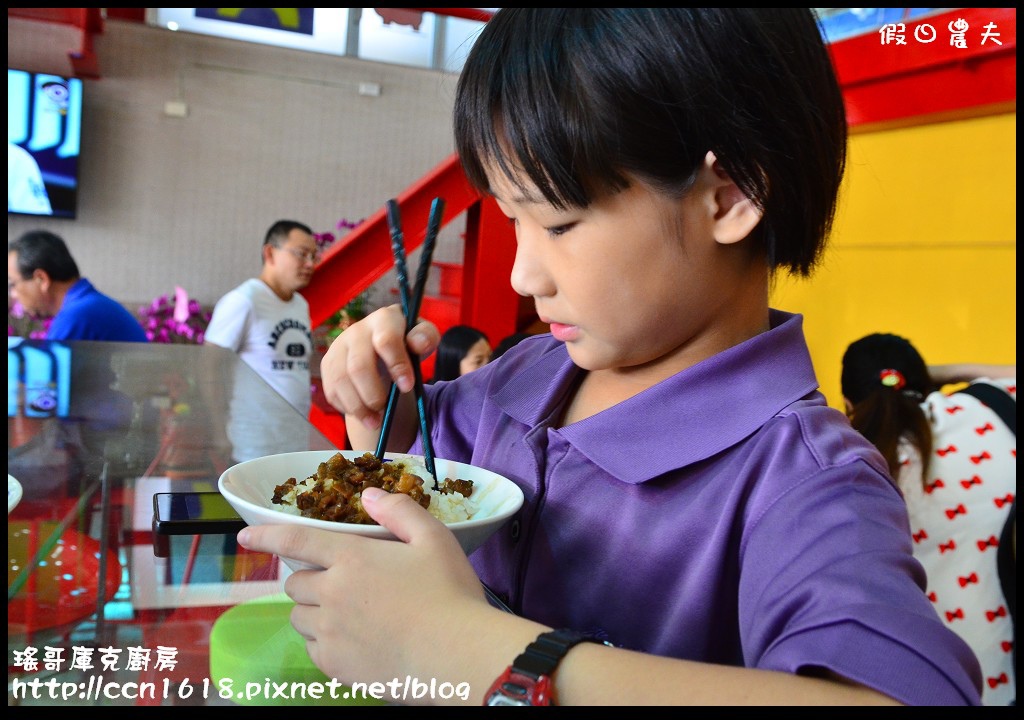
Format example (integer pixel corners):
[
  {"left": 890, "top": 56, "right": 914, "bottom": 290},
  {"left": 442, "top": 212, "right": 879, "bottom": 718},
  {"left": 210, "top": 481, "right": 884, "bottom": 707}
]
[
  {"left": 484, "top": 672, "right": 554, "bottom": 706},
  {"left": 486, "top": 692, "right": 531, "bottom": 706}
]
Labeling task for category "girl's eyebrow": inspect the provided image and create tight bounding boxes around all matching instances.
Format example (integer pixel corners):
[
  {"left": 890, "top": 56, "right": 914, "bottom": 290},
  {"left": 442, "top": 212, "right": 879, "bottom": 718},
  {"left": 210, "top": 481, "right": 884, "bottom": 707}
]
[{"left": 491, "top": 189, "right": 546, "bottom": 206}]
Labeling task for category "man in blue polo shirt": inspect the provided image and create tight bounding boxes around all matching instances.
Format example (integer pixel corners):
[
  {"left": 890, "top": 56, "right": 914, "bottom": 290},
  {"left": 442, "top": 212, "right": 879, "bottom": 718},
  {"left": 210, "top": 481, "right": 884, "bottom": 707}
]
[{"left": 8, "top": 229, "right": 148, "bottom": 342}]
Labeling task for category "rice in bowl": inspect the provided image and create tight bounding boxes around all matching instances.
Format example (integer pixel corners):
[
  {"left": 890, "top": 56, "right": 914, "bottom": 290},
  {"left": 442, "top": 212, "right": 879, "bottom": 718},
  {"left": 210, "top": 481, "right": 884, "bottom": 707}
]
[{"left": 272, "top": 452, "right": 479, "bottom": 525}]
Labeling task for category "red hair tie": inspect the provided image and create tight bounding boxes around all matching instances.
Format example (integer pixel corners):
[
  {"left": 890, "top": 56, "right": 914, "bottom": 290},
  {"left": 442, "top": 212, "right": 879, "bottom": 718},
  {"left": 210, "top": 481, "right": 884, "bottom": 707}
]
[{"left": 879, "top": 368, "right": 906, "bottom": 390}]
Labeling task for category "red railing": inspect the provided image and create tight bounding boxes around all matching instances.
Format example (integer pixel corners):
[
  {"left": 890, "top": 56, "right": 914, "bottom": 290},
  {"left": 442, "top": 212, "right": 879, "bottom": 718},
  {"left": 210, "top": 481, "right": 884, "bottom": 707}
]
[
  {"left": 303, "top": 152, "right": 524, "bottom": 346},
  {"left": 303, "top": 152, "right": 523, "bottom": 449}
]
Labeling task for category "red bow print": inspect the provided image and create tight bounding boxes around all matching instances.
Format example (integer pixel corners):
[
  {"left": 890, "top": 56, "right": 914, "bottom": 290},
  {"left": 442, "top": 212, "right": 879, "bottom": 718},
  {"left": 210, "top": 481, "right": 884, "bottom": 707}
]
[
  {"left": 970, "top": 451, "right": 992, "bottom": 465},
  {"left": 958, "top": 573, "right": 978, "bottom": 587},
  {"left": 946, "top": 608, "right": 964, "bottom": 621},
  {"left": 960, "top": 476, "right": 982, "bottom": 489},
  {"left": 945, "top": 405, "right": 965, "bottom": 415},
  {"left": 912, "top": 529, "right": 928, "bottom": 543},
  {"left": 977, "top": 536, "right": 999, "bottom": 551},
  {"left": 939, "top": 540, "right": 957, "bottom": 553},
  {"left": 936, "top": 445, "right": 958, "bottom": 457},
  {"left": 986, "top": 606, "right": 1007, "bottom": 622},
  {"left": 1009, "top": 385, "right": 1016, "bottom": 394},
  {"left": 945, "top": 504, "right": 966, "bottom": 519},
  {"left": 1002, "top": 641, "right": 1013, "bottom": 653},
  {"left": 975, "top": 422, "right": 994, "bottom": 435},
  {"left": 924, "top": 479, "right": 945, "bottom": 494},
  {"left": 988, "top": 673, "right": 1008, "bottom": 689},
  {"left": 928, "top": 592, "right": 938, "bottom": 603},
  {"left": 995, "top": 494, "right": 1015, "bottom": 508}
]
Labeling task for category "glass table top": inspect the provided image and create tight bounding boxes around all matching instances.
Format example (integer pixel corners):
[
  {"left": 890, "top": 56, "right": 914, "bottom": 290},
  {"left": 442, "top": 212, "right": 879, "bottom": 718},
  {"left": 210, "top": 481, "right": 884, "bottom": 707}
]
[{"left": 8, "top": 339, "right": 338, "bottom": 706}]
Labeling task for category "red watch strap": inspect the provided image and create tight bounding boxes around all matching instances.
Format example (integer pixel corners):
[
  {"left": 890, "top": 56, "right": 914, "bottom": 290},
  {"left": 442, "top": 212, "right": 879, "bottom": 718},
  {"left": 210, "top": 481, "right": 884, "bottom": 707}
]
[{"left": 485, "top": 629, "right": 604, "bottom": 706}]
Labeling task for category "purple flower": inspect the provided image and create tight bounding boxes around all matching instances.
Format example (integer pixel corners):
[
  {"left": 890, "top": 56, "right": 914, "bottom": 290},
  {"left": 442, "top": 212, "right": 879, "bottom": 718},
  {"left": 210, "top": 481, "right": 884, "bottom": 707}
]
[
  {"left": 7, "top": 301, "right": 54, "bottom": 339},
  {"left": 137, "top": 288, "right": 212, "bottom": 344},
  {"left": 313, "top": 218, "right": 365, "bottom": 254}
]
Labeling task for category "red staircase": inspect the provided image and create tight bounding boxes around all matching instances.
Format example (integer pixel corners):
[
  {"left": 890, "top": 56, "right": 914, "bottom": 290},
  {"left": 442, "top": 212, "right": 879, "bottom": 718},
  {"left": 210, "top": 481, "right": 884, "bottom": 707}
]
[
  {"left": 414, "top": 261, "right": 462, "bottom": 379},
  {"left": 302, "top": 152, "right": 537, "bottom": 447}
]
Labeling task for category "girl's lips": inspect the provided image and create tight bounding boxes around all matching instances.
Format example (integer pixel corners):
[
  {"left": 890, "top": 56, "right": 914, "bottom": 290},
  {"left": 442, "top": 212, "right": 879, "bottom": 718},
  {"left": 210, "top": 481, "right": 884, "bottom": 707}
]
[{"left": 548, "top": 322, "right": 578, "bottom": 342}]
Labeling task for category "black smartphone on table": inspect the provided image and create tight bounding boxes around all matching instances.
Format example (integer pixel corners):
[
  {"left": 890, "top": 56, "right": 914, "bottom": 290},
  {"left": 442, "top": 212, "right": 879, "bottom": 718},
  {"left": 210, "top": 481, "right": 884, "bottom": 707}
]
[{"left": 152, "top": 491, "right": 247, "bottom": 535}]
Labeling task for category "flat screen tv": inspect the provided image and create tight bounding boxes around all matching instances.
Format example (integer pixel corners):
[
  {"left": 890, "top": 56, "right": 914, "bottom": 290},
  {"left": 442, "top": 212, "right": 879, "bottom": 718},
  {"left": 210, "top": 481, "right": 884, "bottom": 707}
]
[{"left": 8, "top": 68, "right": 84, "bottom": 219}]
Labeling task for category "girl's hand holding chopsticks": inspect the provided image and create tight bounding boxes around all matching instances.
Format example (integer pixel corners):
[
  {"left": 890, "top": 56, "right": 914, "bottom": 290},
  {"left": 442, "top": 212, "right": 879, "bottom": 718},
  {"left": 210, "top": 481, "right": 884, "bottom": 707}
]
[{"left": 319, "top": 304, "right": 440, "bottom": 451}]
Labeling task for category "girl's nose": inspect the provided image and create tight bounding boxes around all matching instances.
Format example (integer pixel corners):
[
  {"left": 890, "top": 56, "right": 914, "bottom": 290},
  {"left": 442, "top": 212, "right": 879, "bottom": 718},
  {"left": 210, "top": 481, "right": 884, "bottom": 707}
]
[{"left": 508, "top": 230, "right": 552, "bottom": 300}]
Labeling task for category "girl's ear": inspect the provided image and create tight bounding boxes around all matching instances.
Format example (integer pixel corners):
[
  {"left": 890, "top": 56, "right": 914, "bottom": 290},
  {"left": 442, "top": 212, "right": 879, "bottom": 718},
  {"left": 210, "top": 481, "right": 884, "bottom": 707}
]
[
  {"left": 704, "top": 151, "right": 762, "bottom": 246},
  {"left": 844, "top": 397, "right": 854, "bottom": 416}
]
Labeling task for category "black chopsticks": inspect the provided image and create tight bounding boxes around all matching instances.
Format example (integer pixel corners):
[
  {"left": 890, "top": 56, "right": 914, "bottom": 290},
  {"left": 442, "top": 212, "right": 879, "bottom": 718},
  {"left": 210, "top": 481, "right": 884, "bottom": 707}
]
[{"left": 375, "top": 196, "right": 445, "bottom": 491}]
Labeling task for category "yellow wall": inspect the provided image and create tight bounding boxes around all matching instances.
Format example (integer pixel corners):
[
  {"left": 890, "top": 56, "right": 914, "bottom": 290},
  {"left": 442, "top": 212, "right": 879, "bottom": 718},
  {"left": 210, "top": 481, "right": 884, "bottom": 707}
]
[{"left": 771, "top": 111, "right": 1017, "bottom": 409}]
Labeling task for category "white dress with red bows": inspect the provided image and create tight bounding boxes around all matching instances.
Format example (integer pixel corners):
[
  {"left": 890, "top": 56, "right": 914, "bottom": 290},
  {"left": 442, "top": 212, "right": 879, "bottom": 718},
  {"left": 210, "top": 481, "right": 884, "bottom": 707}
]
[{"left": 898, "top": 378, "right": 1016, "bottom": 705}]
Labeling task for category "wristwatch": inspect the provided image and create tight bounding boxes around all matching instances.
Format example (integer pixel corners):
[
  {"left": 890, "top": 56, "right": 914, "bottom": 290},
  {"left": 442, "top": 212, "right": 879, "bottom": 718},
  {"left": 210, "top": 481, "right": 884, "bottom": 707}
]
[{"left": 484, "top": 629, "right": 605, "bottom": 706}]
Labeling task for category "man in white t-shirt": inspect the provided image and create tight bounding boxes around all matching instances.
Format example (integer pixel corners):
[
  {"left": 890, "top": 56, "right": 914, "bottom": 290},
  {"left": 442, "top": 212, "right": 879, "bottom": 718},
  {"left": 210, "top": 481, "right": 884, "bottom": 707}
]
[
  {"left": 204, "top": 219, "right": 318, "bottom": 461},
  {"left": 9, "top": 142, "right": 53, "bottom": 215}
]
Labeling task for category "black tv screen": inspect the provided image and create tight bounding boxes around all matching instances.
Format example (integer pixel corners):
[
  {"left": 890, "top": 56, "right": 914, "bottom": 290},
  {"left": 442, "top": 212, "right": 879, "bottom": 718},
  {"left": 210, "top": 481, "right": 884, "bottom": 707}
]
[{"left": 8, "top": 68, "right": 84, "bottom": 219}]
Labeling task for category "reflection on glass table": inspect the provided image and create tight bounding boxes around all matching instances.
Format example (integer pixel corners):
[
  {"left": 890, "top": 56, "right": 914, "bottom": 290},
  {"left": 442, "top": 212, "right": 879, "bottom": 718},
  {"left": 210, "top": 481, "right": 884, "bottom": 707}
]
[{"left": 8, "top": 340, "right": 337, "bottom": 706}]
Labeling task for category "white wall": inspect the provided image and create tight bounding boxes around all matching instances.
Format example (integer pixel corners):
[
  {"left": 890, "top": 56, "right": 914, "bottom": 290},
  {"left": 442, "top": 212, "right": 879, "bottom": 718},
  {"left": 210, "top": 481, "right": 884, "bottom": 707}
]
[{"left": 8, "top": 17, "right": 462, "bottom": 312}]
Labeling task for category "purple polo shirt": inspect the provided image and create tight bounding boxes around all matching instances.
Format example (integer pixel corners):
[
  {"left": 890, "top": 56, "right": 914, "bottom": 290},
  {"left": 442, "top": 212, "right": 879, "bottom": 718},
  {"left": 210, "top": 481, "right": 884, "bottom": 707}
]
[{"left": 411, "top": 310, "right": 982, "bottom": 705}]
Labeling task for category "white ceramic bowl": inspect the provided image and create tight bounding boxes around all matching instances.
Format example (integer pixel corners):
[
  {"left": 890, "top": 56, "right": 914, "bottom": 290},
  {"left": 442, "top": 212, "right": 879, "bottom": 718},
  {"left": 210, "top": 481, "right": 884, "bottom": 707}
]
[{"left": 219, "top": 450, "right": 524, "bottom": 572}]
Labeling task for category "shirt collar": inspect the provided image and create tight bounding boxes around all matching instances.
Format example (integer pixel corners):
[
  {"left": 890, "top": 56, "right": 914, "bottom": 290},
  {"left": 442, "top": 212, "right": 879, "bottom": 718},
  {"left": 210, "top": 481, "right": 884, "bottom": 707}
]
[
  {"left": 63, "top": 277, "right": 91, "bottom": 298},
  {"left": 491, "top": 310, "right": 820, "bottom": 483}
]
